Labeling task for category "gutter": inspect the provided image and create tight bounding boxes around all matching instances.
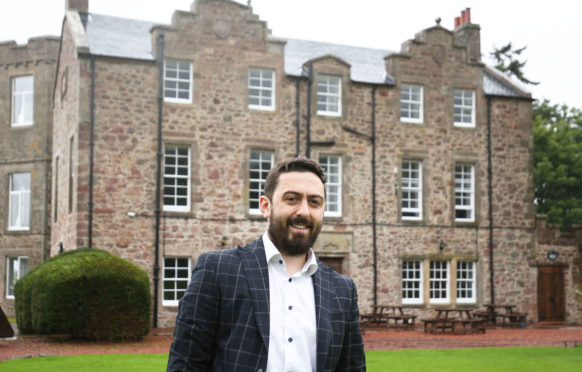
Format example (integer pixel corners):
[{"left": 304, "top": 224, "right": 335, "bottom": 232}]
[
  {"left": 486, "top": 96, "right": 495, "bottom": 304},
  {"left": 88, "top": 56, "right": 95, "bottom": 248}
]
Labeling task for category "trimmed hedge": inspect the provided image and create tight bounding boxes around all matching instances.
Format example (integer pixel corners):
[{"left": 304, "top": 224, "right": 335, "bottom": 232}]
[{"left": 15, "top": 248, "right": 150, "bottom": 341}]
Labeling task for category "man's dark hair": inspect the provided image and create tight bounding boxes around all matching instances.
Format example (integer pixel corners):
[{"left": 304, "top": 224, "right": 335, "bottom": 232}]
[{"left": 263, "top": 157, "right": 326, "bottom": 200}]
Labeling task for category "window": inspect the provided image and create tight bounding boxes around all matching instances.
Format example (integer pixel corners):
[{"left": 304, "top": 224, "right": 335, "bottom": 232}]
[
  {"left": 11, "top": 75, "right": 34, "bottom": 126},
  {"left": 249, "top": 150, "right": 273, "bottom": 215},
  {"left": 164, "top": 60, "right": 192, "bottom": 103},
  {"left": 455, "top": 164, "right": 475, "bottom": 222},
  {"left": 429, "top": 261, "right": 449, "bottom": 304},
  {"left": 317, "top": 75, "right": 341, "bottom": 116},
  {"left": 402, "top": 261, "right": 423, "bottom": 304},
  {"left": 248, "top": 68, "right": 274, "bottom": 110},
  {"left": 6, "top": 256, "right": 28, "bottom": 298},
  {"left": 457, "top": 261, "right": 476, "bottom": 303},
  {"left": 9, "top": 173, "right": 30, "bottom": 230},
  {"left": 163, "top": 257, "right": 191, "bottom": 306},
  {"left": 319, "top": 154, "right": 342, "bottom": 217},
  {"left": 401, "top": 160, "right": 422, "bottom": 220},
  {"left": 400, "top": 84, "right": 423, "bottom": 123},
  {"left": 163, "top": 145, "right": 191, "bottom": 212},
  {"left": 454, "top": 89, "right": 475, "bottom": 127}
]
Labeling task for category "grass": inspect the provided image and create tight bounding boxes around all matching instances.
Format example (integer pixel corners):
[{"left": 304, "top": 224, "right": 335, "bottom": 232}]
[{"left": 1, "top": 347, "right": 581, "bottom": 371}]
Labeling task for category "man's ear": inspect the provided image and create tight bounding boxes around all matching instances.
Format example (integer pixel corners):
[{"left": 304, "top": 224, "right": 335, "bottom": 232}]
[{"left": 259, "top": 195, "right": 271, "bottom": 219}]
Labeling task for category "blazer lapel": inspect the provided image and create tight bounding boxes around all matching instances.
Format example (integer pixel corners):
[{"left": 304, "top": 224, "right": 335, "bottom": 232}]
[
  {"left": 239, "top": 238, "right": 271, "bottom": 348},
  {"left": 313, "top": 263, "right": 332, "bottom": 371}
]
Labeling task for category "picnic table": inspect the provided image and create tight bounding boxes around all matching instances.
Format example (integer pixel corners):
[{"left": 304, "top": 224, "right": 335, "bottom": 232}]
[
  {"left": 422, "top": 308, "right": 486, "bottom": 334},
  {"left": 360, "top": 304, "right": 416, "bottom": 330},
  {"left": 472, "top": 304, "right": 527, "bottom": 328}
]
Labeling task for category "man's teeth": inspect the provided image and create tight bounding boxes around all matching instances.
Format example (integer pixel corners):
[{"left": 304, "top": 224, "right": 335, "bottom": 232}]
[{"left": 292, "top": 224, "right": 307, "bottom": 229}]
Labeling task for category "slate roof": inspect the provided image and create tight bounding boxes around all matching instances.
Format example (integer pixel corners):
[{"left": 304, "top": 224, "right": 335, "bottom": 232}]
[{"left": 79, "top": 12, "right": 529, "bottom": 99}]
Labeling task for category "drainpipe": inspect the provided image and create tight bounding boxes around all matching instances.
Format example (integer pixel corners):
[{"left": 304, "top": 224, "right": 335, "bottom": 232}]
[
  {"left": 342, "top": 85, "right": 378, "bottom": 305},
  {"left": 486, "top": 96, "right": 495, "bottom": 304},
  {"left": 153, "top": 33, "right": 165, "bottom": 328},
  {"left": 306, "top": 62, "right": 313, "bottom": 158},
  {"left": 295, "top": 79, "right": 301, "bottom": 157},
  {"left": 88, "top": 56, "right": 95, "bottom": 249}
]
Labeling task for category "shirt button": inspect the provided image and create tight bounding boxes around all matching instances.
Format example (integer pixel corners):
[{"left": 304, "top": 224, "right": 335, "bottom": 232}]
[
  {"left": 288, "top": 337, "right": 293, "bottom": 342},
  {"left": 288, "top": 278, "right": 292, "bottom": 283},
  {"left": 288, "top": 305, "right": 293, "bottom": 310},
  {"left": 279, "top": 260, "right": 283, "bottom": 264}
]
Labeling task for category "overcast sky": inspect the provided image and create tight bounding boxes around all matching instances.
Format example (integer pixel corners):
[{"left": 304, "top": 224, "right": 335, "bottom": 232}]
[{"left": 1, "top": 0, "right": 580, "bottom": 108}]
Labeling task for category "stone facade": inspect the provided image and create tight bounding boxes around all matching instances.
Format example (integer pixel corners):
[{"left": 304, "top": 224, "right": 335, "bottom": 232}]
[
  {"left": 2, "top": 0, "right": 579, "bottom": 327},
  {"left": 0, "top": 37, "right": 59, "bottom": 314}
]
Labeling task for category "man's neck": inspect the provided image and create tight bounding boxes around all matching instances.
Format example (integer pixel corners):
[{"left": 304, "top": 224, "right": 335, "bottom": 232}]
[{"left": 281, "top": 252, "right": 308, "bottom": 276}]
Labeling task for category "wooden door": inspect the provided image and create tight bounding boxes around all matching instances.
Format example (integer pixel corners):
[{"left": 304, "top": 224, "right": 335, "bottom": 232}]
[
  {"left": 537, "top": 265, "right": 566, "bottom": 323},
  {"left": 319, "top": 257, "right": 344, "bottom": 274}
]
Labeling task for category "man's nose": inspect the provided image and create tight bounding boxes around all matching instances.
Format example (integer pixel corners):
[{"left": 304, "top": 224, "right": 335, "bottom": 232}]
[{"left": 296, "top": 198, "right": 310, "bottom": 216}]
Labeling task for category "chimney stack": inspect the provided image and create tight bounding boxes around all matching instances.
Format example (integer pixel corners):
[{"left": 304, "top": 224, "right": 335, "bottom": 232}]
[
  {"left": 455, "top": 7, "right": 471, "bottom": 29},
  {"left": 66, "top": 0, "right": 88, "bottom": 13}
]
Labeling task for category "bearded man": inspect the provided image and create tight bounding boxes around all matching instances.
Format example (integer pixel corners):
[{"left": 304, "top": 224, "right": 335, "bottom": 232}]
[{"left": 167, "top": 157, "right": 366, "bottom": 372}]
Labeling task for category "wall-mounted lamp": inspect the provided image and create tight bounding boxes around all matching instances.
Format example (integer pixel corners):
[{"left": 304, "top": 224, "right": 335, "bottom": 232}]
[
  {"left": 439, "top": 240, "right": 446, "bottom": 251},
  {"left": 221, "top": 236, "right": 227, "bottom": 247},
  {"left": 547, "top": 250, "right": 558, "bottom": 261}
]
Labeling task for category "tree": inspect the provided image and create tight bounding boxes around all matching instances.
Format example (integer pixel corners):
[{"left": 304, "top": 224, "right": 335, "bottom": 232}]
[
  {"left": 533, "top": 100, "right": 582, "bottom": 230},
  {"left": 490, "top": 43, "right": 540, "bottom": 85}
]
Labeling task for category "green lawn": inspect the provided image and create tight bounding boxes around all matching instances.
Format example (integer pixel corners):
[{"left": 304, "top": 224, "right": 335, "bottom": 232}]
[{"left": 1, "top": 347, "right": 581, "bottom": 371}]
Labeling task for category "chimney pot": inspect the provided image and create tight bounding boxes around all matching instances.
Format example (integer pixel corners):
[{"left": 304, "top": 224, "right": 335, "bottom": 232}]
[
  {"left": 465, "top": 8, "right": 471, "bottom": 24},
  {"left": 455, "top": 16, "right": 461, "bottom": 28}
]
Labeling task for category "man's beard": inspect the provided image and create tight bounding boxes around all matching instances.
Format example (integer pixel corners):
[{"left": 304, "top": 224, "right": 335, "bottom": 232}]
[{"left": 268, "top": 211, "right": 322, "bottom": 257}]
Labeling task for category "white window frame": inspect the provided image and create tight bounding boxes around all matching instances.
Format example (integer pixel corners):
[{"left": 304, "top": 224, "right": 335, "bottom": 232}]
[
  {"left": 400, "top": 83, "right": 423, "bottom": 123},
  {"left": 429, "top": 261, "right": 450, "bottom": 304},
  {"left": 11, "top": 75, "right": 34, "bottom": 127},
  {"left": 248, "top": 68, "right": 275, "bottom": 111},
  {"left": 455, "top": 164, "right": 475, "bottom": 222},
  {"left": 9, "top": 173, "right": 31, "bottom": 231},
  {"left": 249, "top": 150, "right": 274, "bottom": 215},
  {"left": 401, "top": 160, "right": 422, "bottom": 220},
  {"left": 164, "top": 60, "right": 192, "bottom": 103},
  {"left": 319, "top": 154, "right": 342, "bottom": 217},
  {"left": 162, "top": 257, "right": 191, "bottom": 306},
  {"left": 454, "top": 89, "right": 475, "bottom": 127},
  {"left": 456, "top": 261, "right": 476, "bottom": 304},
  {"left": 402, "top": 261, "right": 423, "bottom": 304},
  {"left": 6, "top": 256, "right": 28, "bottom": 299},
  {"left": 317, "top": 75, "right": 342, "bottom": 117},
  {"left": 163, "top": 145, "right": 191, "bottom": 212}
]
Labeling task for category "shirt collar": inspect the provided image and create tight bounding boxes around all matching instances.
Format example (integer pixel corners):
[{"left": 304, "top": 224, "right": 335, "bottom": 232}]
[{"left": 262, "top": 232, "right": 318, "bottom": 276}]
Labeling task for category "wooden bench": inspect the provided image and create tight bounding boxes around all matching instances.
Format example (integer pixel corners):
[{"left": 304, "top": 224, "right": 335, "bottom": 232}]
[
  {"left": 452, "top": 318, "right": 486, "bottom": 334},
  {"left": 386, "top": 314, "right": 417, "bottom": 329},
  {"left": 422, "top": 318, "right": 454, "bottom": 333},
  {"left": 472, "top": 310, "right": 495, "bottom": 324},
  {"left": 496, "top": 312, "right": 527, "bottom": 327}
]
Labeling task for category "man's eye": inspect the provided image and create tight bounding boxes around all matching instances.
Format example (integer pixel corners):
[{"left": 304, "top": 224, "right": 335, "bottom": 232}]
[
  {"left": 286, "top": 197, "right": 297, "bottom": 202},
  {"left": 310, "top": 199, "right": 323, "bottom": 206}
]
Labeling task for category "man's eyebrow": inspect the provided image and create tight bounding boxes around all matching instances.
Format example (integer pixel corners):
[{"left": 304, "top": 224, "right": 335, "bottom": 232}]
[{"left": 282, "top": 191, "right": 324, "bottom": 199}]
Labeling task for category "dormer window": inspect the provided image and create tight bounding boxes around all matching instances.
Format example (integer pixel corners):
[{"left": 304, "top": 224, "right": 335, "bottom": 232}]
[{"left": 317, "top": 75, "right": 341, "bottom": 116}]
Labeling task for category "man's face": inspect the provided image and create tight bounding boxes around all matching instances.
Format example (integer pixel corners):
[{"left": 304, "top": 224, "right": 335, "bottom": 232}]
[{"left": 259, "top": 171, "right": 325, "bottom": 257}]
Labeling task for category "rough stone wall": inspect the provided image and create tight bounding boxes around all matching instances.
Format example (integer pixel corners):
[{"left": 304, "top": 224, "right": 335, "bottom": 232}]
[{"left": 0, "top": 37, "right": 58, "bottom": 314}]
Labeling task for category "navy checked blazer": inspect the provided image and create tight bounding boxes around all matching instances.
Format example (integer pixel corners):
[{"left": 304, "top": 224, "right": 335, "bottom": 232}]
[{"left": 167, "top": 237, "right": 366, "bottom": 372}]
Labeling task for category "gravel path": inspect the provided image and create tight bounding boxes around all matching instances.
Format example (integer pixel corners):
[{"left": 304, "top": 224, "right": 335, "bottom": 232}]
[{"left": 1, "top": 326, "right": 581, "bottom": 361}]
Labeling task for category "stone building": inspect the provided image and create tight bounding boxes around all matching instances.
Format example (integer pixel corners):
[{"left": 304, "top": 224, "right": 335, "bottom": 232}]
[
  {"left": 0, "top": 36, "right": 59, "bottom": 314},
  {"left": 2, "top": 0, "right": 579, "bottom": 326}
]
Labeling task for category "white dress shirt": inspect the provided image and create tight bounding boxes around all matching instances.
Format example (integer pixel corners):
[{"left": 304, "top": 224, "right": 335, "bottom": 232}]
[{"left": 263, "top": 232, "right": 318, "bottom": 372}]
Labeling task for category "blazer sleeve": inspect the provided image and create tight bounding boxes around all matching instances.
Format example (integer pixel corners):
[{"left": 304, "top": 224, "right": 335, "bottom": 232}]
[
  {"left": 167, "top": 253, "right": 220, "bottom": 372},
  {"left": 337, "top": 278, "right": 366, "bottom": 371}
]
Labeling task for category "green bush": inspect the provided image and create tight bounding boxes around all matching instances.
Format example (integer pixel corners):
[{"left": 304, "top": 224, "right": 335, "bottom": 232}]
[{"left": 14, "top": 248, "right": 151, "bottom": 341}]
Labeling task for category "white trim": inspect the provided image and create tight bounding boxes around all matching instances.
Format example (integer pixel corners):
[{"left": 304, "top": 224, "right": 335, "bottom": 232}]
[
  {"left": 401, "top": 160, "right": 422, "bottom": 220},
  {"left": 429, "top": 261, "right": 450, "bottom": 304},
  {"left": 248, "top": 68, "right": 275, "bottom": 111},
  {"left": 163, "top": 145, "right": 191, "bottom": 213},
  {"left": 249, "top": 150, "right": 274, "bottom": 215},
  {"left": 401, "top": 260, "right": 423, "bottom": 305},
  {"left": 400, "top": 84, "right": 423, "bottom": 124},
  {"left": 6, "top": 256, "right": 28, "bottom": 299},
  {"left": 164, "top": 60, "right": 192, "bottom": 104},
  {"left": 453, "top": 89, "right": 476, "bottom": 127},
  {"left": 11, "top": 75, "right": 34, "bottom": 127},
  {"left": 316, "top": 75, "right": 342, "bottom": 117},
  {"left": 456, "top": 261, "right": 477, "bottom": 304},
  {"left": 319, "top": 154, "right": 342, "bottom": 217},
  {"left": 454, "top": 164, "right": 475, "bottom": 222},
  {"left": 162, "top": 257, "right": 191, "bottom": 307},
  {"left": 8, "top": 173, "right": 31, "bottom": 231}
]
